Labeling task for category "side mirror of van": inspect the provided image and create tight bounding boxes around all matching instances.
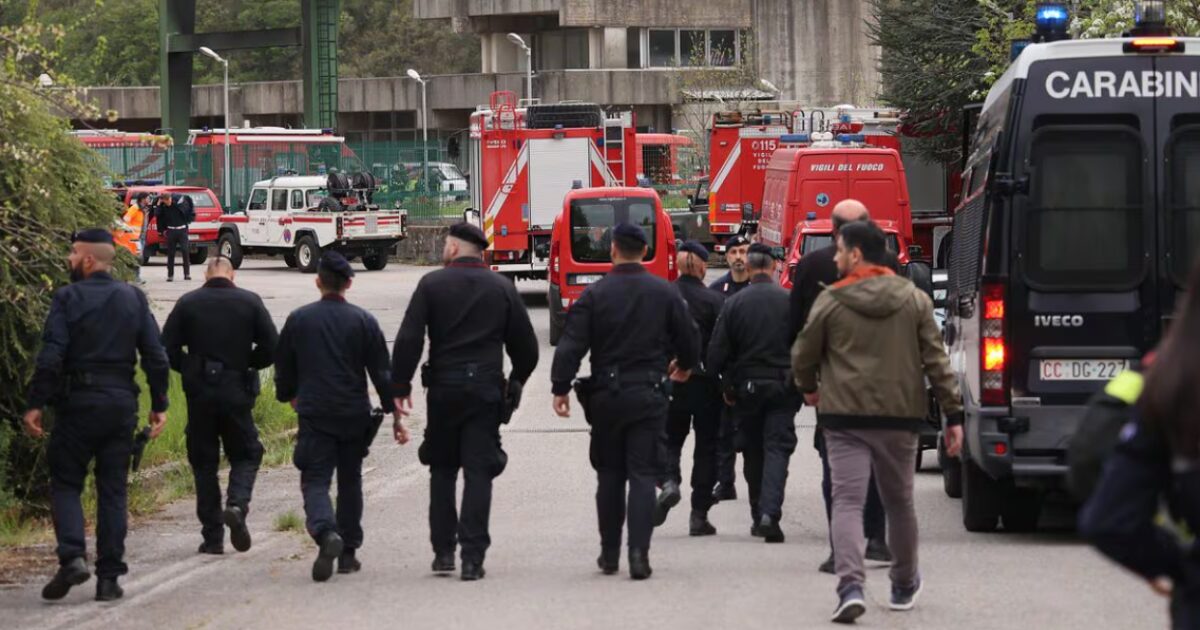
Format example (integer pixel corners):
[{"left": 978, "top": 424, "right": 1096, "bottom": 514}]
[
  {"left": 463, "top": 207, "right": 481, "bottom": 227},
  {"left": 908, "top": 244, "right": 924, "bottom": 259},
  {"left": 770, "top": 246, "right": 787, "bottom": 261}
]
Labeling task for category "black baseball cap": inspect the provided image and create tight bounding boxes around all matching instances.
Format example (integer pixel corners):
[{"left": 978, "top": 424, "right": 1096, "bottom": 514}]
[
  {"left": 72, "top": 228, "right": 114, "bottom": 245},
  {"left": 612, "top": 222, "right": 648, "bottom": 246},
  {"left": 319, "top": 251, "right": 355, "bottom": 279},
  {"left": 448, "top": 222, "right": 489, "bottom": 250},
  {"left": 748, "top": 242, "right": 784, "bottom": 260},
  {"left": 725, "top": 235, "right": 750, "bottom": 249},
  {"left": 679, "top": 240, "right": 709, "bottom": 259}
]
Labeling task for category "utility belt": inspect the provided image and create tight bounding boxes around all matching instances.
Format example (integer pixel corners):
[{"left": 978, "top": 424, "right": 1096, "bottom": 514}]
[
  {"left": 573, "top": 367, "right": 669, "bottom": 422},
  {"left": 164, "top": 225, "right": 189, "bottom": 232},
  {"left": 64, "top": 367, "right": 136, "bottom": 393},
  {"left": 420, "top": 362, "right": 504, "bottom": 389},
  {"left": 192, "top": 357, "right": 260, "bottom": 395},
  {"left": 726, "top": 366, "right": 793, "bottom": 400}
]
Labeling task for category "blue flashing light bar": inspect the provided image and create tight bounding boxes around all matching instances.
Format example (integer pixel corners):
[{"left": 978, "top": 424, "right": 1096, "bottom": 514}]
[
  {"left": 806, "top": 211, "right": 818, "bottom": 220},
  {"left": 837, "top": 134, "right": 867, "bottom": 143},
  {"left": 780, "top": 134, "right": 811, "bottom": 144},
  {"left": 1035, "top": 3, "right": 1069, "bottom": 30}
]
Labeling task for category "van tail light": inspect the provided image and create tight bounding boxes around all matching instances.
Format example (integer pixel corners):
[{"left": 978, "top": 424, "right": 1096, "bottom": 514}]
[
  {"left": 549, "top": 239, "right": 561, "bottom": 285},
  {"left": 666, "top": 238, "right": 678, "bottom": 281},
  {"left": 336, "top": 216, "right": 344, "bottom": 239},
  {"left": 980, "top": 281, "right": 1008, "bottom": 406}
]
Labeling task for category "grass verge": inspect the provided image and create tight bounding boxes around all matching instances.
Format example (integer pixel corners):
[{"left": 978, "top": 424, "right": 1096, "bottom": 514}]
[
  {"left": 0, "top": 370, "right": 296, "bottom": 551},
  {"left": 273, "top": 510, "right": 303, "bottom": 534}
]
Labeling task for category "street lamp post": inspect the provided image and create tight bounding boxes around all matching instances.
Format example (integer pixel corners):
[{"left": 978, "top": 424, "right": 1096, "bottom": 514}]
[
  {"left": 506, "top": 33, "right": 532, "bottom": 102},
  {"left": 199, "top": 47, "right": 231, "bottom": 210},
  {"left": 407, "top": 69, "right": 428, "bottom": 193}
]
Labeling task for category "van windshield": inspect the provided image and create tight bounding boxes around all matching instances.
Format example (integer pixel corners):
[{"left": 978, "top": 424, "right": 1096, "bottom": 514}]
[
  {"left": 802, "top": 233, "right": 900, "bottom": 256},
  {"left": 1169, "top": 127, "right": 1200, "bottom": 284},
  {"left": 569, "top": 197, "right": 657, "bottom": 263},
  {"left": 1025, "top": 128, "right": 1144, "bottom": 288}
]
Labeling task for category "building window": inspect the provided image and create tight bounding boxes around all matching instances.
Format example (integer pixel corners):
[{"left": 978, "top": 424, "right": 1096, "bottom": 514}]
[
  {"left": 648, "top": 30, "right": 677, "bottom": 68},
  {"left": 642, "top": 28, "right": 743, "bottom": 68}
]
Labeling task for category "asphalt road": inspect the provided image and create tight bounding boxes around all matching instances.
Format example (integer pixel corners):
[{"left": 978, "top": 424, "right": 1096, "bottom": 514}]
[{"left": 0, "top": 259, "right": 1167, "bottom": 629}]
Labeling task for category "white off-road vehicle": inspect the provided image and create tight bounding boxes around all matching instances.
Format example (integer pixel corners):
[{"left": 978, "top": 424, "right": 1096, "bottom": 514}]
[{"left": 216, "top": 173, "right": 407, "bottom": 273}]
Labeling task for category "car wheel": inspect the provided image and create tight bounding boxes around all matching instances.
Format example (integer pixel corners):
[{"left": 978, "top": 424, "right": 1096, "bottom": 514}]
[
  {"left": 283, "top": 251, "right": 297, "bottom": 268},
  {"left": 939, "top": 439, "right": 963, "bottom": 498},
  {"left": 189, "top": 247, "right": 209, "bottom": 265},
  {"left": 362, "top": 252, "right": 388, "bottom": 271},
  {"left": 217, "top": 233, "right": 243, "bottom": 269},
  {"left": 962, "top": 458, "right": 1001, "bottom": 532},
  {"left": 295, "top": 236, "right": 320, "bottom": 273},
  {"left": 548, "top": 285, "right": 565, "bottom": 346},
  {"left": 1001, "top": 488, "right": 1043, "bottom": 533}
]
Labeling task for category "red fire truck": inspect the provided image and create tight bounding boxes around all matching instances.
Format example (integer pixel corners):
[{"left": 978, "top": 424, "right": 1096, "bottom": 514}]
[
  {"left": 703, "top": 110, "right": 793, "bottom": 249},
  {"left": 465, "top": 92, "right": 639, "bottom": 281}
]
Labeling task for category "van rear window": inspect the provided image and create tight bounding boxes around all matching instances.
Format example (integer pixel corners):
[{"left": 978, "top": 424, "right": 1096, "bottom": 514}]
[
  {"left": 803, "top": 233, "right": 900, "bottom": 256},
  {"left": 1025, "top": 129, "right": 1144, "bottom": 288},
  {"left": 569, "top": 198, "right": 657, "bottom": 263},
  {"left": 1169, "top": 127, "right": 1200, "bottom": 284}
]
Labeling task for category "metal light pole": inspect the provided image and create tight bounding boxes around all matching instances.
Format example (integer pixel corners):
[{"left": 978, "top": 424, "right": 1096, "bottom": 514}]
[
  {"left": 199, "top": 47, "right": 231, "bottom": 209},
  {"left": 507, "top": 33, "right": 532, "bottom": 102},
  {"left": 407, "top": 69, "right": 428, "bottom": 193}
]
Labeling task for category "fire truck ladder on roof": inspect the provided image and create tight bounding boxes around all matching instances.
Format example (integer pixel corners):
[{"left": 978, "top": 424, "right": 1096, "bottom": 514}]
[{"left": 603, "top": 118, "right": 626, "bottom": 186}]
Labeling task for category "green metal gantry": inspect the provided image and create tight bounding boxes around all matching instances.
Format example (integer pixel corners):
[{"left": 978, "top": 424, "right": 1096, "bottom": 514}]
[{"left": 159, "top": 0, "right": 340, "bottom": 144}]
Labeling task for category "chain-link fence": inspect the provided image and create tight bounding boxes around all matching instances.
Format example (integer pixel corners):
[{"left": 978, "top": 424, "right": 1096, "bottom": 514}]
[{"left": 91, "top": 141, "right": 469, "bottom": 224}]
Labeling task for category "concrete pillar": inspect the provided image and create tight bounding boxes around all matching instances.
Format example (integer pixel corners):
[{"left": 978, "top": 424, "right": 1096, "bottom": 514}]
[
  {"left": 481, "top": 33, "right": 494, "bottom": 73},
  {"left": 601, "top": 27, "right": 627, "bottom": 69}
]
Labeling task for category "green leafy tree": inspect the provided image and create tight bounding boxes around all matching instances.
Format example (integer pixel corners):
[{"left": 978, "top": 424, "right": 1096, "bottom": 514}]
[
  {"left": 868, "top": 0, "right": 989, "bottom": 164},
  {"left": 0, "top": 20, "right": 128, "bottom": 512}
]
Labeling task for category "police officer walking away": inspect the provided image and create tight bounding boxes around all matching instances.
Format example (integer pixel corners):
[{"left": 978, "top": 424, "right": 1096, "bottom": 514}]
[
  {"left": 708, "top": 242, "right": 800, "bottom": 543},
  {"left": 551, "top": 223, "right": 699, "bottom": 579},
  {"left": 709, "top": 234, "right": 751, "bottom": 502},
  {"left": 275, "top": 251, "right": 408, "bottom": 583},
  {"left": 391, "top": 223, "right": 539, "bottom": 581},
  {"left": 790, "top": 199, "right": 891, "bottom": 574},
  {"left": 152, "top": 193, "right": 195, "bottom": 282},
  {"left": 655, "top": 240, "right": 726, "bottom": 536},
  {"left": 161, "top": 257, "right": 279, "bottom": 555},
  {"left": 22, "top": 229, "right": 170, "bottom": 602}
]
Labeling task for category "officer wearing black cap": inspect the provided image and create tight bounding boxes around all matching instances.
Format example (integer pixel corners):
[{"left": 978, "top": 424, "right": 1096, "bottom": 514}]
[
  {"left": 161, "top": 256, "right": 278, "bottom": 555},
  {"left": 23, "top": 229, "right": 170, "bottom": 602},
  {"left": 654, "top": 240, "right": 726, "bottom": 536},
  {"left": 551, "top": 222, "right": 700, "bottom": 580},
  {"left": 275, "top": 250, "right": 407, "bottom": 583},
  {"left": 708, "top": 242, "right": 800, "bottom": 543},
  {"left": 709, "top": 233, "right": 752, "bottom": 503},
  {"left": 391, "top": 222, "right": 539, "bottom": 581}
]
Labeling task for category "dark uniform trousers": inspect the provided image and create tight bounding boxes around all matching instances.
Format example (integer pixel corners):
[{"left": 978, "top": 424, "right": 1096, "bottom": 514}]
[
  {"left": 587, "top": 386, "right": 668, "bottom": 552},
  {"left": 293, "top": 418, "right": 368, "bottom": 550},
  {"left": 715, "top": 408, "right": 739, "bottom": 492},
  {"left": 663, "top": 377, "right": 722, "bottom": 512},
  {"left": 164, "top": 228, "right": 190, "bottom": 279},
  {"left": 186, "top": 385, "right": 264, "bottom": 544},
  {"left": 49, "top": 401, "right": 137, "bottom": 578},
  {"left": 732, "top": 383, "right": 800, "bottom": 523},
  {"left": 423, "top": 387, "right": 507, "bottom": 562}
]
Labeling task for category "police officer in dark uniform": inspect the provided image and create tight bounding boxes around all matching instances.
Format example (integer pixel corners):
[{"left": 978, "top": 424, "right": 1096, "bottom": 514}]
[
  {"left": 790, "top": 200, "right": 891, "bottom": 573},
  {"left": 23, "top": 229, "right": 170, "bottom": 602},
  {"left": 654, "top": 240, "right": 726, "bottom": 536},
  {"left": 152, "top": 192, "right": 195, "bottom": 282},
  {"left": 275, "top": 251, "right": 407, "bottom": 583},
  {"left": 709, "top": 234, "right": 751, "bottom": 502},
  {"left": 161, "top": 256, "right": 279, "bottom": 555},
  {"left": 708, "top": 242, "right": 800, "bottom": 543},
  {"left": 551, "top": 222, "right": 700, "bottom": 580},
  {"left": 391, "top": 223, "right": 539, "bottom": 581}
]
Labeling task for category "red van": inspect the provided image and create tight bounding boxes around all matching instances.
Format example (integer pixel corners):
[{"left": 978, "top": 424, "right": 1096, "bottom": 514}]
[
  {"left": 548, "top": 187, "right": 678, "bottom": 345},
  {"left": 111, "top": 185, "right": 223, "bottom": 265},
  {"left": 758, "top": 139, "right": 913, "bottom": 255},
  {"left": 777, "top": 218, "right": 912, "bottom": 290}
]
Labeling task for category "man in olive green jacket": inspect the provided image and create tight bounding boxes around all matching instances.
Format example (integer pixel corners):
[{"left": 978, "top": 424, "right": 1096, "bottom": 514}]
[{"left": 791, "top": 220, "right": 963, "bottom": 624}]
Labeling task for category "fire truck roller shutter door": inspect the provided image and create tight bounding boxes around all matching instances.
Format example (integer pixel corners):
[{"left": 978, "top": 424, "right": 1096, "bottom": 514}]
[{"left": 527, "top": 138, "right": 592, "bottom": 230}]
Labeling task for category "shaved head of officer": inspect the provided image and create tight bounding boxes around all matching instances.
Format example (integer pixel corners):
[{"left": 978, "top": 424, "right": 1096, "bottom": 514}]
[{"left": 831, "top": 199, "right": 870, "bottom": 231}]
